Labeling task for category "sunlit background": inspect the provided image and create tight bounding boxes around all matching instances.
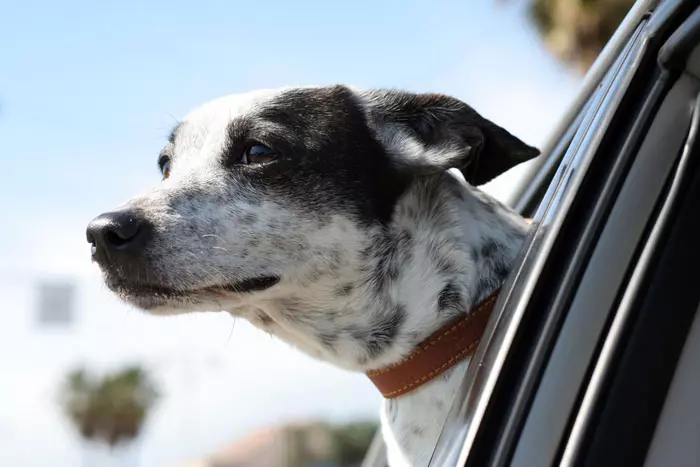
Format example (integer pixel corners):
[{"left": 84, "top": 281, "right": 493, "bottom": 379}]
[{"left": 0, "top": 0, "right": 604, "bottom": 465}]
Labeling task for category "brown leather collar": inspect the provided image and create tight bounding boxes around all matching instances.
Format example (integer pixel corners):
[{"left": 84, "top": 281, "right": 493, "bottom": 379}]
[{"left": 366, "top": 289, "right": 500, "bottom": 399}]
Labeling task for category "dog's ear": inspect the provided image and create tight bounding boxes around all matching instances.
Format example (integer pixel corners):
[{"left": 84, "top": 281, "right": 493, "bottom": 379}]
[{"left": 361, "top": 90, "right": 540, "bottom": 185}]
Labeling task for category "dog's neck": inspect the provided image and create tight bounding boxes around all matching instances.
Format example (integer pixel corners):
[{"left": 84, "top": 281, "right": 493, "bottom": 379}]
[
  {"left": 364, "top": 170, "right": 527, "bottom": 368},
  {"left": 237, "top": 170, "right": 528, "bottom": 466},
  {"left": 371, "top": 171, "right": 527, "bottom": 466}
]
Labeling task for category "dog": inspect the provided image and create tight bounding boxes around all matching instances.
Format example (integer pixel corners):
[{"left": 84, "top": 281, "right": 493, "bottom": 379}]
[{"left": 86, "top": 85, "right": 538, "bottom": 466}]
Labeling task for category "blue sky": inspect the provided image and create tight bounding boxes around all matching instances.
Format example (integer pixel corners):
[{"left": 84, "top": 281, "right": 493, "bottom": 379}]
[{"left": 0, "top": 1, "right": 580, "bottom": 466}]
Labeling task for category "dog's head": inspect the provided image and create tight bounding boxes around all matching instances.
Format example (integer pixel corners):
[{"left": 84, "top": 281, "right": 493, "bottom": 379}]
[{"left": 87, "top": 85, "right": 537, "bottom": 364}]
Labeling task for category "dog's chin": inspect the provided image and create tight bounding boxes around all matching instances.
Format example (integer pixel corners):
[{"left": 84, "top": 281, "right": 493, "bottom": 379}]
[{"left": 104, "top": 276, "right": 281, "bottom": 314}]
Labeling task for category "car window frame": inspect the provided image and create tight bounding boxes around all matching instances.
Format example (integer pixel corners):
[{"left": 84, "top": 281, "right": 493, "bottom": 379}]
[
  {"left": 574, "top": 85, "right": 700, "bottom": 467},
  {"left": 432, "top": 2, "right": 663, "bottom": 465},
  {"left": 564, "top": 7, "right": 700, "bottom": 465}
]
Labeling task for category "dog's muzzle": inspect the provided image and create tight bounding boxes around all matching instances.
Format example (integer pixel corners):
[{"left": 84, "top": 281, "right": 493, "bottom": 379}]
[{"left": 85, "top": 209, "right": 281, "bottom": 304}]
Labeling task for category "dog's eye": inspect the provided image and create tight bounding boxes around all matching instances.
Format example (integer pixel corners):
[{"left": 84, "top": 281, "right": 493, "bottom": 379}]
[
  {"left": 239, "top": 144, "right": 277, "bottom": 165},
  {"left": 159, "top": 157, "right": 171, "bottom": 180}
]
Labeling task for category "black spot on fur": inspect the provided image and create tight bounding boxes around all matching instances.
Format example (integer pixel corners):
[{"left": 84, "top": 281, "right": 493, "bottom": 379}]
[
  {"left": 278, "top": 298, "right": 305, "bottom": 323},
  {"left": 481, "top": 240, "right": 501, "bottom": 259},
  {"left": 475, "top": 277, "right": 496, "bottom": 303},
  {"left": 438, "top": 282, "right": 463, "bottom": 313},
  {"left": 329, "top": 248, "right": 343, "bottom": 268},
  {"left": 427, "top": 239, "right": 457, "bottom": 276},
  {"left": 241, "top": 212, "right": 258, "bottom": 225},
  {"left": 318, "top": 332, "right": 337, "bottom": 350},
  {"left": 480, "top": 240, "right": 511, "bottom": 280},
  {"left": 362, "top": 229, "right": 413, "bottom": 292},
  {"left": 304, "top": 263, "right": 325, "bottom": 283},
  {"left": 436, "top": 257, "right": 457, "bottom": 277},
  {"left": 471, "top": 246, "right": 480, "bottom": 261},
  {"left": 257, "top": 314, "right": 274, "bottom": 326},
  {"left": 473, "top": 239, "right": 514, "bottom": 302},
  {"left": 351, "top": 305, "right": 406, "bottom": 358},
  {"left": 335, "top": 283, "right": 355, "bottom": 297},
  {"left": 387, "top": 399, "right": 399, "bottom": 422},
  {"left": 494, "top": 261, "right": 509, "bottom": 281}
]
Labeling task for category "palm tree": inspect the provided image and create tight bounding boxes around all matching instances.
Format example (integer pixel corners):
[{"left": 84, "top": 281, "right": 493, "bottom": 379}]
[
  {"left": 60, "top": 365, "right": 160, "bottom": 466},
  {"left": 513, "top": 0, "right": 635, "bottom": 73}
]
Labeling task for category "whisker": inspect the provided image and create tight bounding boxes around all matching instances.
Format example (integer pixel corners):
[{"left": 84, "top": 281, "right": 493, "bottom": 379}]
[{"left": 225, "top": 318, "right": 236, "bottom": 347}]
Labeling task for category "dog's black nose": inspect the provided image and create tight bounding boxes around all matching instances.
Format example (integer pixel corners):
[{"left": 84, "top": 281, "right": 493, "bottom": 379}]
[{"left": 86, "top": 210, "right": 151, "bottom": 260}]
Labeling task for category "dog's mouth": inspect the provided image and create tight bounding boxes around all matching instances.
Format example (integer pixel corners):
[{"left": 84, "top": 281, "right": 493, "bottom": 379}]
[
  {"left": 107, "top": 276, "right": 281, "bottom": 300},
  {"left": 211, "top": 276, "right": 281, "bottom": 294}
]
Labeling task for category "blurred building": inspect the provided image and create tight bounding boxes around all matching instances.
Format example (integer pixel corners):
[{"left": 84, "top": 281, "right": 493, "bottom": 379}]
[
  {"left": 176, "top": 422, "right": 337, "bottom": 467},
  {"left": 35, "top": 279, "right": 76, "bottom": 327}
]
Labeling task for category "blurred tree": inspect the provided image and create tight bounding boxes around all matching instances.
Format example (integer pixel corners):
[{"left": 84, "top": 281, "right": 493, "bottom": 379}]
[
  {"left": 511, "top": 0, "right": 635, "bottom": 73},
  {"left": 60, "top": 365, "right": 159, "bottom": 464},
  {"left": 331, "top": 421, "right": 379, "bottom": 467}
]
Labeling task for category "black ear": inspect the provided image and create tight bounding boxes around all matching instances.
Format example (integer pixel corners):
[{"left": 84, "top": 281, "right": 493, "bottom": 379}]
[{"left": 361, "top": 90, "right": 540, "bottom": 185}]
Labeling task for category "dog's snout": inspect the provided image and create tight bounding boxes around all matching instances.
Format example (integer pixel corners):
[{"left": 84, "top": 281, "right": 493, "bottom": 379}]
[{"left": 86, "top": 210, "right": 151, "bottom": 260}]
